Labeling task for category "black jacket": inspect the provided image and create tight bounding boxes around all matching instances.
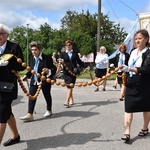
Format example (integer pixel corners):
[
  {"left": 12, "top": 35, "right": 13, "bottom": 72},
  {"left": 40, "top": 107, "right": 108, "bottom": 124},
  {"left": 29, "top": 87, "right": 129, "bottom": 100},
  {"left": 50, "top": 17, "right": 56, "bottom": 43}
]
[
  {"left": 60, "top": 50, "right": 85, "bottom": 74},
  {"left": 113, "top": 52, "right": 130, "bottom": 67},
  {"left": 26, "top": 53, "right": 56, "bottom": 86},
  {"left": 0, "top": 40, "right": 25, "bottom": 100},
  {"left": 137, "top": 48, "right": 150, "bottom": 76}
]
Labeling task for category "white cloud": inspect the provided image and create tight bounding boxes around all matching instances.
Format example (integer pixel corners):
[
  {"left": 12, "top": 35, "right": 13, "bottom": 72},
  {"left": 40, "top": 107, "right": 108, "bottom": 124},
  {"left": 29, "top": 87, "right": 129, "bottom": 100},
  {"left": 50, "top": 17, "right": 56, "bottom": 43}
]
[
  {"left": 0, "top": 0, "right": 149, "bottom": 33},
  {"left": 118, "top": 18, "right": 136, "bottom": 33},
  {"left": 1, "top": 0, "right": 98, "bottom": 12},
  {"left": 0, "top": 0, "right": 98, "bottom": 30}
]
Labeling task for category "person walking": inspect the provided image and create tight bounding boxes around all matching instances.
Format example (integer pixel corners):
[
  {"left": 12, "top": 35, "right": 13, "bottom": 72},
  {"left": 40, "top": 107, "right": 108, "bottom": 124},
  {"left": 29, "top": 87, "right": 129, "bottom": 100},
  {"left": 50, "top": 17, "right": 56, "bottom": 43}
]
[
  {"left": 59, "top": 40, "right": 85, "bottom": 106},
  {"left": 113, "top": 43, "right": 130, "bottom": 101},
  {"left": 94, "top": 46, "right": 109, "bottom": 91},
  {"left": 120, "top": 29, "right": 150, "bottom": 143},
  {"left": 0, "top": 23, "right": 25, "bottom": 146},
  {"left": 20, "top": 41, "right": 56, "bottom": 121}
]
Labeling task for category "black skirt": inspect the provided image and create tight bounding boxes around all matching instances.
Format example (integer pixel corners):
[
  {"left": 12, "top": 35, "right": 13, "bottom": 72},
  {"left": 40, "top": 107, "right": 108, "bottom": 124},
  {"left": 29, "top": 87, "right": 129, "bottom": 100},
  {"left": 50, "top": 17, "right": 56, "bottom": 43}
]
[
  {"left": 117, "top": 72, "right": 123, "bottom": 84},
  {"left": 95, "top": 68, "right": 107, "bottom": 78},
  {"left": 63, "top": 74, "right": 76, "bottom": 88},
  {"left": 125, "top": 75, "right": 150, "bottom": 113},
  {"left": 0, "top": 94, "right": 13, "bottom": 123}
]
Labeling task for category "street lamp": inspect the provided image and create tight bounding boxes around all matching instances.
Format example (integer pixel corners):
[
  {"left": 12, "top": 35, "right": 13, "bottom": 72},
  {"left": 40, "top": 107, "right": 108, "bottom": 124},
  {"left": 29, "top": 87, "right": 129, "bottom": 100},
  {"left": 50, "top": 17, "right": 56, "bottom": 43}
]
[{"left": 26, "top": 24, "right": 29, "bottom": 66}]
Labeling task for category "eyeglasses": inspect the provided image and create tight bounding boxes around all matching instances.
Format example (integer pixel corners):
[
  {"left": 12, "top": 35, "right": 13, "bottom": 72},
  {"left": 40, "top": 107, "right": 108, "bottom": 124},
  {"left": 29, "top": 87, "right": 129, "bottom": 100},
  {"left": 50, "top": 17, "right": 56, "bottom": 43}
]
[
  {"left": 66, "top": 44, "right": 71, "bottom": 46},
  {"left": 0, "top": 33, "right": 7, "bottom": 36}
]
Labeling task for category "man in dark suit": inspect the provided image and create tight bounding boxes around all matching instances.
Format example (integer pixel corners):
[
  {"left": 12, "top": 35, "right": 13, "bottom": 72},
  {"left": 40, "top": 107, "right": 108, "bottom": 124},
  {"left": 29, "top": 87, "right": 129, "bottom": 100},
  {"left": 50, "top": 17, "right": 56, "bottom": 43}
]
[
  {"left": 20, "top": 41, "right": 56, "bottom": 121},
  {"left": 0, "top": 23, "right": 25, "bottom": 146}
]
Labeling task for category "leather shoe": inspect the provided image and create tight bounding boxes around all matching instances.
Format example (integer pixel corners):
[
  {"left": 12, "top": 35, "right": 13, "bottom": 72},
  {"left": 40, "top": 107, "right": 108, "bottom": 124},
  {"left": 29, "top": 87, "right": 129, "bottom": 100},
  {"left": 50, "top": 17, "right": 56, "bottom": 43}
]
[
  {"left": 3, "top": 135, "right": 20, "bottom": 146},
  {"left": 20, "top": 115, "right": 34, "bottom": 121}
]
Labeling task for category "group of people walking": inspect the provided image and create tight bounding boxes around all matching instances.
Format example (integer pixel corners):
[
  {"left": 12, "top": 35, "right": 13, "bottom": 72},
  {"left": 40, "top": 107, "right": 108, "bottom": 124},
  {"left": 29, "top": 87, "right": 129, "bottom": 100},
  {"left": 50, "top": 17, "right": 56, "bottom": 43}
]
[
  {"left": 89, "top": 29, "right": 150, "bottom": 143},
  {"left": 0, "top": 22, "right": 149, "bottom": 148}
]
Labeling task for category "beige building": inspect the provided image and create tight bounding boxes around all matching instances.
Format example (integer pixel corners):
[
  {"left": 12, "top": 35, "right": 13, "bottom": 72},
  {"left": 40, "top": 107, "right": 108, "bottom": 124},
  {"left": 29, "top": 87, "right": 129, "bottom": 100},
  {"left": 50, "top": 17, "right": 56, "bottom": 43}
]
[{"left": 138, "top": 12, "right": 150, "bottom": 40}]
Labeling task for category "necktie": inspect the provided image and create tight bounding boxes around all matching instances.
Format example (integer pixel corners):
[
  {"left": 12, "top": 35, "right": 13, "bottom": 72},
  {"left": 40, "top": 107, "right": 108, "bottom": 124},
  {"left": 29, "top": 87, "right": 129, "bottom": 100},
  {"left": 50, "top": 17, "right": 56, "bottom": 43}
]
[
  {"left": 68, "top": 51, "right": 72, "bottom": 59},
  {"left": 119, "top": 53, "right": 123, "bottom": 65},
  {"left": 34, "top": 58, "right": 40, "bottom": 81},
  {"left": 0, "top": 47, "right": 3, "bottom": 55},
  {"left": 129, "top": 56, "right": 140, "bottom": 77}
]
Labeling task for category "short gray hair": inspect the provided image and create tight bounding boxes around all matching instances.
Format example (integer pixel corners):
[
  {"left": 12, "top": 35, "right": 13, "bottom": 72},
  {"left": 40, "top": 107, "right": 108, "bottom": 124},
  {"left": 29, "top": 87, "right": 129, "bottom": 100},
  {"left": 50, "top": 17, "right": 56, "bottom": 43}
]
[
  {"left": 29, "top": 41, "right": 42, "bottom": 50},
  {"left": 0, "top": 23, "right": 10, "bottom": 34}
]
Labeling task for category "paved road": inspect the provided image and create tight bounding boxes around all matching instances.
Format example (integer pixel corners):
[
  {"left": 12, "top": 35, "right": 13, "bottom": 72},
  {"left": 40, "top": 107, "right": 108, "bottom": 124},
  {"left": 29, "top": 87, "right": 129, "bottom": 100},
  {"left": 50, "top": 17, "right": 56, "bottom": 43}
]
[{"left": 1, "top": 79, "right": 150, "bottom": 150}]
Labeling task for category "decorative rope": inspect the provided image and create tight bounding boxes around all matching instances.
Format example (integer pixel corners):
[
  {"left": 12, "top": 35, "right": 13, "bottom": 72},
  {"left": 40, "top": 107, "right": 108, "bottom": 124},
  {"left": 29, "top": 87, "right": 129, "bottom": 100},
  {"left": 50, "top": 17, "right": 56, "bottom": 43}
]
[{"left": 5, "top": 54, "right": 122, "bottom": 100}]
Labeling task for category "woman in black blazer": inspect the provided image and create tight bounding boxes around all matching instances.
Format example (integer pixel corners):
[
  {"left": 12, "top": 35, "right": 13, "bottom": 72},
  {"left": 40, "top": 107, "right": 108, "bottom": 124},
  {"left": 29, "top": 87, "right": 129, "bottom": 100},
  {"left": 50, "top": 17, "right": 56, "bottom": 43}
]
[
  {"left": 120, "top": 29, "right": 150, "bottom": 143},
  {"left": 59, "top": 40, "right": 84, "bottom": 106},
  {"left": 114, "top": 43, "right": 130, "bottom": 101},
  {"left": 20, "top": 41, "right": 56, "bottom": 121},
  {"left": 0, "top": 23, "right": 25, "bottom": 146}
]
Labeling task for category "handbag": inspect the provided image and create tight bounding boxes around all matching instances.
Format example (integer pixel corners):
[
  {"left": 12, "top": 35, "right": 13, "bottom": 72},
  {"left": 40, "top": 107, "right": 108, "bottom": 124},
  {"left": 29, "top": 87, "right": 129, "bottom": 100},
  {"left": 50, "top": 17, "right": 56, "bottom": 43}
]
[
  {"left": 73, "top": 66, "right": 83, "bottom": 75},
  {"left": 0, "top": 81, "right": 14, "bottom": 93}
]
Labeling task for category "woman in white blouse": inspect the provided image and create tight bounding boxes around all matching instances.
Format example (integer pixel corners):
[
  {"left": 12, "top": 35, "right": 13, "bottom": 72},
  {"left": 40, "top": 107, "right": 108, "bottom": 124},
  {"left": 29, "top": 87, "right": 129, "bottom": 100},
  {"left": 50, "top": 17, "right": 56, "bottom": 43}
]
[
  {"left": 94, "top": 46, "right": 109, "bottom": 91},
  {"left": 121, "top": 29, "right": 150, "bottom": 143}
]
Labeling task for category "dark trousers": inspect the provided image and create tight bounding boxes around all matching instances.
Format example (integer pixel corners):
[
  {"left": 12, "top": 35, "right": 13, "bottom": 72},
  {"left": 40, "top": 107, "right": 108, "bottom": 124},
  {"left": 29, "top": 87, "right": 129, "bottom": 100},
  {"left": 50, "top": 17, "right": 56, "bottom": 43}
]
[{"left": 28, "top": 84, "right": 52, "bottom": 114}]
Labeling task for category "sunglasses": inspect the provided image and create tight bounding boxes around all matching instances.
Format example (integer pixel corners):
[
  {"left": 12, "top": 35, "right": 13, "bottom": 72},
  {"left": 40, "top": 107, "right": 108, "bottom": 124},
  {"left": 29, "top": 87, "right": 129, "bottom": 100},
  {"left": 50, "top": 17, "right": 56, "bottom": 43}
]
[
  {"left": 66, "top": 44, "right": 71, "bottom": 46},
  {"left": 31, "top": 48, "right": 38, "bottom": 51}
]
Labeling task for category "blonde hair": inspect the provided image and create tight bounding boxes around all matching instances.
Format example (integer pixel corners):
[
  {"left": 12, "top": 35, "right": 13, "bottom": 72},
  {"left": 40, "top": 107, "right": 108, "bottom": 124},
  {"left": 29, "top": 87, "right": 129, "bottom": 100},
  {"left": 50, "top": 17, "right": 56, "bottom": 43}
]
[{"left": 100, "top": 46, "right": 107, "bottom": 52}]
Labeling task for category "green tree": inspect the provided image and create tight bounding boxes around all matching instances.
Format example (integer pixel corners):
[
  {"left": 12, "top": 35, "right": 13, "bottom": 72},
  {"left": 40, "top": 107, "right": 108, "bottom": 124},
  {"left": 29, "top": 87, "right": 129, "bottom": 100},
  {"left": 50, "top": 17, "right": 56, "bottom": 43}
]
[
  {"left": 61, "top": 10, "right": 127, "bottom": 55},
  {"left": 9, "top": 9, "right": 127, "bottom": 61}
]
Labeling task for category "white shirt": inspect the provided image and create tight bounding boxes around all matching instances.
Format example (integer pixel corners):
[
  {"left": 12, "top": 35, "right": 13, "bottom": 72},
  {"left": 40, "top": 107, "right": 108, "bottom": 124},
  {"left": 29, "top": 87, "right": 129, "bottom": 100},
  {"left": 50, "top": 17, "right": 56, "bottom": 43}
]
[
  {"left": 95, "top": 52, "right": 109, "bottom": 69},
  {"left": 128, "top": 47, "right": 148, "bottom": 75}
]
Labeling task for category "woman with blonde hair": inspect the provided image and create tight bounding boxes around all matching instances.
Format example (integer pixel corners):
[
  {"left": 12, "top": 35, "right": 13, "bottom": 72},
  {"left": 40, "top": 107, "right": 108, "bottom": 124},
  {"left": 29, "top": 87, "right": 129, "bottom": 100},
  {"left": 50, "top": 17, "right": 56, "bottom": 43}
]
[{"left": 94, "top": 46, "right": 109, "bottom": 91}]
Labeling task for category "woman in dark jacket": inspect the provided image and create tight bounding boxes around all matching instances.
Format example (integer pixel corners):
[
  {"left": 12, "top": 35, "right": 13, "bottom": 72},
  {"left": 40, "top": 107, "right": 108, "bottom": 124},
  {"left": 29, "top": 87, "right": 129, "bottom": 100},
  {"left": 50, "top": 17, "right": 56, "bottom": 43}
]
[
  {"left": 20, "top": 41, "right": 56, "bottom": 121},
  {"left": 0, "top": 23, "right": 25, "bottom": 146},
  {"left": 114, "top": 43, "right": 130, "bottom": 100},
  {"left": 120, "top": 29, "right": 150, "bottom": 143},
  {"left": 59, "top": 40, "right": 84, "bottom": 106}
]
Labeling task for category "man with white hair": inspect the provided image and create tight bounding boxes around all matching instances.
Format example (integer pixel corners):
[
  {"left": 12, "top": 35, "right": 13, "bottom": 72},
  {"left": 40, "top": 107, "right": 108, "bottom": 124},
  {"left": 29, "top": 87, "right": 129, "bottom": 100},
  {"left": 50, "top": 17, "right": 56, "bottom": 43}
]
[{"left": 0, "top": 23, "right": 25, "bottom": 146}]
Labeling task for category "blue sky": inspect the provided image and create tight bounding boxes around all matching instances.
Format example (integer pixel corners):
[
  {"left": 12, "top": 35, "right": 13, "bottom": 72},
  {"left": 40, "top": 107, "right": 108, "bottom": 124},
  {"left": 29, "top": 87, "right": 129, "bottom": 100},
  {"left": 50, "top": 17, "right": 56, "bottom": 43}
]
[{"left": 0, "top": 0, "right": 150, "bottom": 32}]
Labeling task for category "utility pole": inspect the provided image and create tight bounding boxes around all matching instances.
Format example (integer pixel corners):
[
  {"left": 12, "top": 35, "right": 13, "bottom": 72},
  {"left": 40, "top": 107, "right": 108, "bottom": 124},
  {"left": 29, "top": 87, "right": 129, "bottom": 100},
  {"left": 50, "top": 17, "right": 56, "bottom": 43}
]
[
  {"left": 26, "top": 24, "right": 29, "bottom": 66},
  {"left": 97, "top": 0, "right": 101, "bottom": 52}
]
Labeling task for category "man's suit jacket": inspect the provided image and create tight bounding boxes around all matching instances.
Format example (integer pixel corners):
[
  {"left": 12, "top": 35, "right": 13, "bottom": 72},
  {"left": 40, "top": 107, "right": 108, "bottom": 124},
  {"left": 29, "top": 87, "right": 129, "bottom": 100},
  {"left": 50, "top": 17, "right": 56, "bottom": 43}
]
[
  {"left": 0, "top": 40, "right": 25, "bottom": 100},
  {"left": 26, "top": 53, "right": 56, "bottom": 86},
  {"left": 60, "top": 50, "right": 84, "bottom": 74}
]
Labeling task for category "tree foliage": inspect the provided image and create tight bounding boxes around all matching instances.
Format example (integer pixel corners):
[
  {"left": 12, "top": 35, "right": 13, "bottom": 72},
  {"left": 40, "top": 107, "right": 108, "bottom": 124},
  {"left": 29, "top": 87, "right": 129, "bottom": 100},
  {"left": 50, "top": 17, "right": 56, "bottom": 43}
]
[{"left": 9, "top": 10, "right": 127, "bottom": 63}]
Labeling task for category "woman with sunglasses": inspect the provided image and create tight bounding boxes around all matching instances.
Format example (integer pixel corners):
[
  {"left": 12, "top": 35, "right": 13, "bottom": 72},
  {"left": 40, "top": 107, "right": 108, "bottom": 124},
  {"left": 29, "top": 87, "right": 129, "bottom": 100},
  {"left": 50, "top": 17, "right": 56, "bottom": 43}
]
[{"left": 59, "top": 40, "right": 85, "bottom": 106}]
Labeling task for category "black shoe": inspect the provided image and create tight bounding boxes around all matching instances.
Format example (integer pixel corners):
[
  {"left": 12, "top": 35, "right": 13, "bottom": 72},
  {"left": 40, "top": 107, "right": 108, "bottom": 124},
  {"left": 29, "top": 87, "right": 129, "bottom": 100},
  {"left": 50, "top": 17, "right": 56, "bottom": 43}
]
[
  {"left": 113, "top": 85, "right": 116, "bottom": 89},
  {"left": 119, "top": 98, "right": 124, "bottom": 101},
  {"left": 3, "top": 135, "right": 20, "bottom": 146},
  {"left": 138, "top": 129, "right": 149, "bottom": 136},
  {"left": 102, "top": 88, "right": 106, "bottom": 91},
  {"left": 121, "top": 134, "right": 130, "bottom": 143},
  {"left": 94, "top": 88, "right": 99, "bottom": 92}
]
